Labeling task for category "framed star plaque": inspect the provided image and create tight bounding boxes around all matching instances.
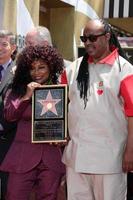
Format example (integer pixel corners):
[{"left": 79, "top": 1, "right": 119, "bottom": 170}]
[{"left": 32, "top": 84, "right": 68, "bottom": 143}]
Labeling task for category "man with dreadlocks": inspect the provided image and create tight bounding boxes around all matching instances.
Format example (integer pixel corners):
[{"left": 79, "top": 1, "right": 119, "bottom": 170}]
[{"left": 62, "top": 19, "right": 133, "bottom": 200}]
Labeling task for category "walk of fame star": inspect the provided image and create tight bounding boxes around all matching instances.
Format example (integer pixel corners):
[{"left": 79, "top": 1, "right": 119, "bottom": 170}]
[{"left": 37, "top": 90, "right": 61, "bottom": 116}]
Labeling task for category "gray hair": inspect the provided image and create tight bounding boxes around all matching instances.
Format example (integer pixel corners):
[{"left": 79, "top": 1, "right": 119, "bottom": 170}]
[
  {"left": 0, "top": 30, "right": 16, "bottom": 45},
  {"left": 31, "top": 26, "right": 52, "bottom": 46}
]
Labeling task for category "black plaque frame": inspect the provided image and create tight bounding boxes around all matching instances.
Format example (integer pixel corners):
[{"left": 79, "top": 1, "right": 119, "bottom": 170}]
[{"left": 32, "top": 84, "right": 67, "bottom": 143}]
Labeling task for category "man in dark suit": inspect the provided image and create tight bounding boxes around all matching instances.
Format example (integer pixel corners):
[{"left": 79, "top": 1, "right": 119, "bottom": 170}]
[{"left": 0, "top": 30, "right": 17, "bottom": 200}]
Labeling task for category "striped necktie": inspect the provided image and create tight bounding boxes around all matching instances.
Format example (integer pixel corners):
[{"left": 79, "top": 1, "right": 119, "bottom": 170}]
[{"left": 0, "top": 65, "right": 3, "bottom": 81}]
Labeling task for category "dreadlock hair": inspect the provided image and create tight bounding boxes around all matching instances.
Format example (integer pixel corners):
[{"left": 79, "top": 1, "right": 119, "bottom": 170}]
[
  {"left": 77, "top": 19, "right": 129, "bottom": 108},
  {"left": 102, "top": 19, "right": 129, "bottom": 61},
  {"left": 77, "top": 53, "right": 89, "bottom": 108}
]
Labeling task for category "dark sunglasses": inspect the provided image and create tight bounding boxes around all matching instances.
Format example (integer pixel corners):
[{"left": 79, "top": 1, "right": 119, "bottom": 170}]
[{"left": 80, "top": 33, "right": 106, "bottom": 43}]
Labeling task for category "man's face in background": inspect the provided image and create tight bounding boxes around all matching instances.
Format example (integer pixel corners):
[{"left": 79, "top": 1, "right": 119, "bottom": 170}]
[
  {"left": 0, "top": 36, "right": 16, "bottom": 64},
  {"left": 25, "top": 31, "right": 49, "bottom": 47}
]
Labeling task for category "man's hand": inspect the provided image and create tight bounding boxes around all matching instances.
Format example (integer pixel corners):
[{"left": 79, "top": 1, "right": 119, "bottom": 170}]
[
  {"left": 123, "top": 148, "right": 133, "bottom": 172},
  {"left": 122, "top": 117, "right": 133, "bottom": 172}
]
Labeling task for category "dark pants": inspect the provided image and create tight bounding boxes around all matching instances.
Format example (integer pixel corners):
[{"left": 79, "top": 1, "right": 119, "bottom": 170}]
[
  {"left": 0, "top": 129, "right": 16, "bottom": 200},
  {"left": 0, "top": 171, "right": 8, "bottom": 200},
  {"left": 127, "top": 173, "right": 133, "bottom": 200}
]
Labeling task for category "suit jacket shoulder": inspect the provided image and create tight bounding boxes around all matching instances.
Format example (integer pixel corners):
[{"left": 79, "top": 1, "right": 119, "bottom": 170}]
[{"left": 0, "top": 61, "right": 16, "bottom": 95}]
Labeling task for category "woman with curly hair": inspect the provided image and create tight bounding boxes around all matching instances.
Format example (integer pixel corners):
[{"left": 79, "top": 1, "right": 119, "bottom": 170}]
[{"left": 0, "top": 45, "right": 66, "bottom": 200}]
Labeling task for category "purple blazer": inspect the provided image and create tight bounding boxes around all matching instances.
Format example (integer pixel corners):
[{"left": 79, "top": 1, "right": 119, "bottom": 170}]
[{"left": 0, "top": 93, "right": 65, "bottom": 174}]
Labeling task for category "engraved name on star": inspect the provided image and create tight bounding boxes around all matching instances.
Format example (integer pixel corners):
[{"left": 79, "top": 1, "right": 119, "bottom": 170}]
[{"left": 37, "top": 90, "right": 61, "bottom": 116}]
